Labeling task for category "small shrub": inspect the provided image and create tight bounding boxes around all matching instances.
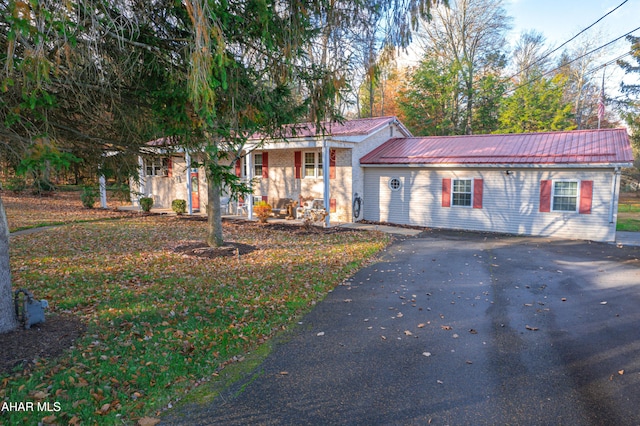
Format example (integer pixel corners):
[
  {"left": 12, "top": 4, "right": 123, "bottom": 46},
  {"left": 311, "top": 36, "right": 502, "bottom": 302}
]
[
  {"left": 171, "top": 199, "right": 187, "bottom": 215},
  {"left": 81, "top": 186, "right": 99, "bottom": 208},
  {"left": 31, "top": 178, "right": 56, "bottom": 195},
  {"left": 110, "top": 183, "right": 132, "bottom": 203},
  {"left": 253, "top": 200, "right": 272, "bottom": 223},
  {"left": 139, "top": 197, "right": 154, "bottom": 212},
  {"left": 6, "top": 177, "right": 27, "bottom": 193}
]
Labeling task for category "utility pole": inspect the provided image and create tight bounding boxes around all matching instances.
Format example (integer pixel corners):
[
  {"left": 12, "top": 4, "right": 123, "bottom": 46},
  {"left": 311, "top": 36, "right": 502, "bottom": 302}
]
[{"left": 597, "top": 67, "right": 606, "bottom": 129}]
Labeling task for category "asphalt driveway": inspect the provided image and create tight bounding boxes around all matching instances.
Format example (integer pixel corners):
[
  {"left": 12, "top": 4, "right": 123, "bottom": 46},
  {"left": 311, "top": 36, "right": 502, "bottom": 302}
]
[{"left": 162, "top": 230, "right": 640, "bottom": 425}]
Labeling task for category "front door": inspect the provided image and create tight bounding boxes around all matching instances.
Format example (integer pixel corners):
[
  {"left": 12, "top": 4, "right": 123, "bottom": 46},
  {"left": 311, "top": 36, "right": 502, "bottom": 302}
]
[{"left": 190, "top": 171, "right": 200, "bottom": 210}]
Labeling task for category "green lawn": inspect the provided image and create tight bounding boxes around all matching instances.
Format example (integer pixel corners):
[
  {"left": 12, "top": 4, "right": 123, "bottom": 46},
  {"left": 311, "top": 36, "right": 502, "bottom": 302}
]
[{"left": 2, "top": 216, "right": 389, "bottom": 424}]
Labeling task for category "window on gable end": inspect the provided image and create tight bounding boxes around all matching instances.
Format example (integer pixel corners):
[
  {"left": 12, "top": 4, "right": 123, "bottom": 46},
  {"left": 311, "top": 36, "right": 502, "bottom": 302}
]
[
  {"left": 452, "top": 179, "right": 472, "bottom": 207},
  {"left": 552, "top": 181, "right": 578, "bottom": 212}
]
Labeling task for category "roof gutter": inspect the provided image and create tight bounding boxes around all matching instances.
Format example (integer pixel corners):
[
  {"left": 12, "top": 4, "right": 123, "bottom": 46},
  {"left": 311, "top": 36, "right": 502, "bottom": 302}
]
[{"left": 359, "top": 162, "right": 634, "bottom": 169}]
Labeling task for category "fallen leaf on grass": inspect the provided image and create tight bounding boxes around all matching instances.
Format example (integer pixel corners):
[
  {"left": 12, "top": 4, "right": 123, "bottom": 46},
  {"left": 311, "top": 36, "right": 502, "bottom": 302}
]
[
  {"left": 41, "top": 415, "right": 57, "bottom": 424},
  {"left": 137, "top": 417, "right": 161, "bottom": 426}
]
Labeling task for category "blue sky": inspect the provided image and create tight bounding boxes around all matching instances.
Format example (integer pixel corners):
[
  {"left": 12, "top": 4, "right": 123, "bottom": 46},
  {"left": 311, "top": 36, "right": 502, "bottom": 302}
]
[
  {"left": 504, "top": 0, "right": 640, "bottom": 95},
  {"left": 504, "top": 0, "right": 639, "bottom": 47}
]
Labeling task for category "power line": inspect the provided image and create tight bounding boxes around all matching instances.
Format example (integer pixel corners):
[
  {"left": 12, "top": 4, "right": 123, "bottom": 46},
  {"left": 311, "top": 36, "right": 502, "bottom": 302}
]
[
  {"left": 506, "top": 26, "right": 640, "bottom": 95},
  {"left": 505, "top": 0, "right": 630, "bottom": 84}
]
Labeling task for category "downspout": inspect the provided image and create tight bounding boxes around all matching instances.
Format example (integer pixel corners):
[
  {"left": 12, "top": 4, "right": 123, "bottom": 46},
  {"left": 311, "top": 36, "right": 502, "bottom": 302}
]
[
  {"left": 322, "top": 139, "right": 330, "bottom": 227},
  {"left": 609, "top": 167, "right": 621, "bottom": 224},
  {"left": 186, "top": 152, "right": 193, "bottom": 215}
]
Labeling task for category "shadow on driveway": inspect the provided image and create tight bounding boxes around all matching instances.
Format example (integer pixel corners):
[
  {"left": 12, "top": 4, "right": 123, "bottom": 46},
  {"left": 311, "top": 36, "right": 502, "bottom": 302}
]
[{"left": 161, "top": 230, "right": 640, "bottom": 425}]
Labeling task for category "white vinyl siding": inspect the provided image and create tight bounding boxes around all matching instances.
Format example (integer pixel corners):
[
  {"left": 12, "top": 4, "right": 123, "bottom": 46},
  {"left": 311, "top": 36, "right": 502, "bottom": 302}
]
[{"left": 363, "top": 167, "right": 618, "bottom": 242}]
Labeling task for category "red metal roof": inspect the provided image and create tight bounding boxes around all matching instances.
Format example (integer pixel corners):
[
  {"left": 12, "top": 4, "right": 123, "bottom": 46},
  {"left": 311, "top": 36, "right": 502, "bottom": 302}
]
[
  {"left": 360, "top": 128, "right": 634, "bottom": 166},
  {"left": 250, "top": 116, "right": 407, "bottom": 139}
]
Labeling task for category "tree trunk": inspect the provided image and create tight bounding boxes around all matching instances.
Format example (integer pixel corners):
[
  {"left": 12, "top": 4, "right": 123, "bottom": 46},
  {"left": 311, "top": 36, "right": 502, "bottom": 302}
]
[
  {"left": 206, "top": 155, "right": 224, "bottom": 248},
  {"left": 0, "top": 195, "right": 17, "bottom": 334}
]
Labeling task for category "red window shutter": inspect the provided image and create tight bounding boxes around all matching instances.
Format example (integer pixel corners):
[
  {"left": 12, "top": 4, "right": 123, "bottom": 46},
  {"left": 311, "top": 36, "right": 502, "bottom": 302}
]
[
  {"left": 167, "top": 157, "right": 173, "bottom": 177},
  {"left": 579, "top": 180, "right": 593, "bottom": 214},
  {"left": 540, "top": 180, "right": 551, "bottom": 212},
  {"left": 329, "top": 149, "right": 336, "bottom": 179},
  {"left": 262, "top": 195, "right": 268, "bottom": 202},
  {"left": 294, "top": 151, "right": 302, "bottom": 179},
  {"left": 330, "top": 198, "right": 336, "bottom": 213},
  {"left": 262, "top": 152, "right": 269, "bottom": 179},
  {"left": 235, "top": 159, "right": 242, "bottom": 177},
  {"left": 473, "top": 179, "right": 483, "bottom": 209},
  {"left": 442, "top": 178, "right": 451, "bottom": 207}
]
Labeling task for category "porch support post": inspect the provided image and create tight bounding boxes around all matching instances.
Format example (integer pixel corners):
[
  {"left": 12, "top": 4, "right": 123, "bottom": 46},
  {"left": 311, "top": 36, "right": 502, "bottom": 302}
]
[
  {"left": 137, "top": 155, "right": 145, "bottom": 207},
  {"left": 247, "top": 152, "right": 254, "bottom": 220},
  {"left": 99, "top": 173, "right": 107, "bottom": 209},
  {"left": 186, "top": 151, "right": 193, "bottom": 215},
  {"left": 322, "top": 140, "right": 330, "bottom": 227}
]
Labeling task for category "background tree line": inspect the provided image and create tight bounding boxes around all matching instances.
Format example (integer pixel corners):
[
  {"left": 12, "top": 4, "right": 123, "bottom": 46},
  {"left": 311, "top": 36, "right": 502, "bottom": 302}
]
[{"left": 356, "top": 0, "right": 639, "bottom": 140}]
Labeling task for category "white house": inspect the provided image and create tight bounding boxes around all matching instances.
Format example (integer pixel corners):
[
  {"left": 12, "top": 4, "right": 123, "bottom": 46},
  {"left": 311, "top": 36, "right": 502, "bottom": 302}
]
[
  {"left": 360, "top": 128, "right": 633, "bottom": 242},
  {"left": 130, "top": 118, "right": 633, "bottom": 242},
  {"left": 132, "top": 116, "right": 412, "bottom": 223}
]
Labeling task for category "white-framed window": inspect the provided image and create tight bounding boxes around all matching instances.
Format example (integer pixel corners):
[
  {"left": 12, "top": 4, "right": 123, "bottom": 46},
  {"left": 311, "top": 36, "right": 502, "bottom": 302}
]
[
  {"left": 145, "top": 157, "right": 169, "bottom": 177},
  {"left": 388, "top": 177, "right": 402, "bottom": 191},
  {"left": 304, "top": 151, "right": 323, "bottom": 178},
  {"left": 241, "top": 153, "right": 263, "bottom": 178},
  {"left": 452, "top": 178, "right": 472, "bottom": 207},
  {"left": 254, "top": 153, "right": 263, "bottom": 178},
  {"left": 552, "top": 180, "right": 578, "bottom": 212}
]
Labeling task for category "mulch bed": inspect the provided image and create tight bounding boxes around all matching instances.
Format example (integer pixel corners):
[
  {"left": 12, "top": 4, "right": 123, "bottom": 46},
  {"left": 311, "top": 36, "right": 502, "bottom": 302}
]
[
  {"left": 0, "top": 314, "right": 86, "bottom": 376},
  {"left": 173, "top": 241, "right": 258, "bottom": 258}
]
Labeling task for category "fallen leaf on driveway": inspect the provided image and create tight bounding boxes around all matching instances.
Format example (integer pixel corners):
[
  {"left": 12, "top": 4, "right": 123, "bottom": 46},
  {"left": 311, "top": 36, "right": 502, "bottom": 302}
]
[
  {"left": 422, "top": 352, "right": 432, "bottom": 357},
  {"left": 137, "top": 417, "right": 161, "bottom": 426},
  {"left": 418, "top": 323, "right": 426, "bottom": 328},
  {"left": 469, "top": 329, "right": 477, "bottom": 334},
  {"left": 317, "top": 332, "right": 325, "bottom": 336},
  {"left": 619, "top": 370, "right": 625, "bottom": 375},
  {"left": 525, "top": 325, "right": 539, "bottom": 331},
  {"left": 404, "top": 330, "right": 413, "bottom": 336},
  {"left": 441, "top": 325, "right": 452, "bottom": 330},
  {"left": 600, "top": 301, "right": 608, "bottom": 305}
]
